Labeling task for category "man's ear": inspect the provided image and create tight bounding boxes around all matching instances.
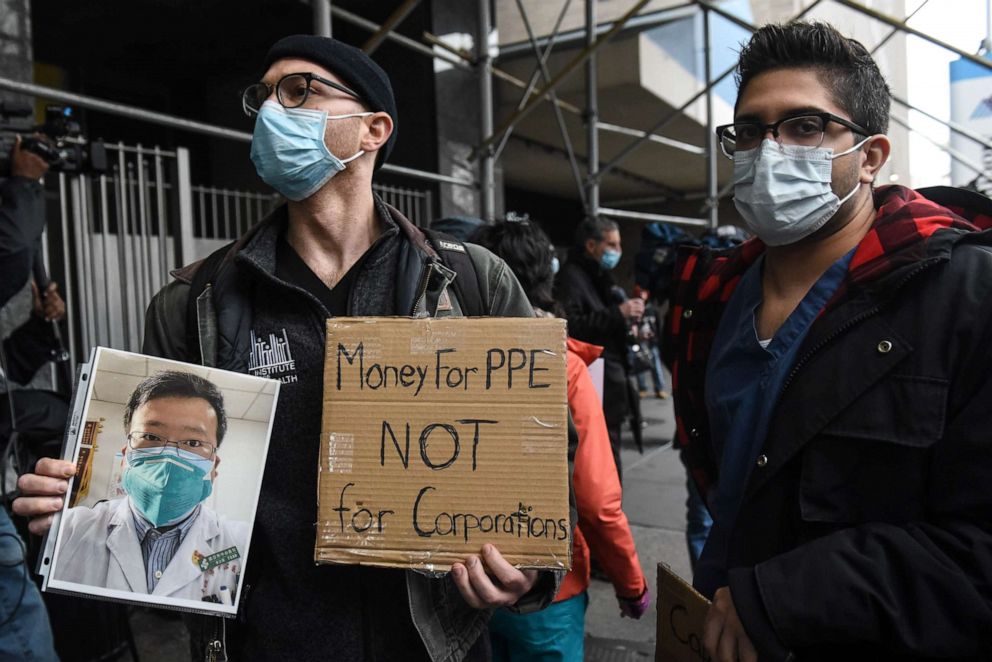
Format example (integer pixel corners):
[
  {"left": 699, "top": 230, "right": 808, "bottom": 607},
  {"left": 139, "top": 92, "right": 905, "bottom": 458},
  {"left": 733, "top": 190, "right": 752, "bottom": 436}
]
[
  {"left": 585, "top": 238, "right": 598, "bottom": 256},
  {"left": 211, "top": 455, "right": 221, "bottom": 480},
  {"left": 861, "top": 134, "right": 891, "bottom": 184},
  {"left": 361, "top": 112, "right": 393, "bottom": 154}
]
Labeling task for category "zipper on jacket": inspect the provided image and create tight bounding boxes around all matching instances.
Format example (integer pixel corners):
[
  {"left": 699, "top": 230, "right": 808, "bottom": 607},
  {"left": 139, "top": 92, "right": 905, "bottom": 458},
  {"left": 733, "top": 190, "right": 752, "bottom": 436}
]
[
  {"left": 779, "top": 256, "right": 943, "bottom": 397},
  {"left": 410, "top": 257, "right": 456, "bottom": 317}
]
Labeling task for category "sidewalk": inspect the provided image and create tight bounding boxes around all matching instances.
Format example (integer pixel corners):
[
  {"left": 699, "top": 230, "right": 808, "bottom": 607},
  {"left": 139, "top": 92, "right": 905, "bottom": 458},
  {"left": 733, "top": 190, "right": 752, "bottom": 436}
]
[{"left": 584, "top": 391, "right": 691, "bottom": 661}]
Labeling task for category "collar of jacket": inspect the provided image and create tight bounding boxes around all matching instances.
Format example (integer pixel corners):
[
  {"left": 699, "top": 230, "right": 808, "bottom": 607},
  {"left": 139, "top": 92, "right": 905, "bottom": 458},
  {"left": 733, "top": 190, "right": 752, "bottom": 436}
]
[
  {"left": 567, "top": 337, "right": 603, "bottom": 366},
  {"left": 170, "top": 194, "right": 452, "bottom": 315},
  {"left": 567, "top": 246, "right": 610, "bottom": 279}
]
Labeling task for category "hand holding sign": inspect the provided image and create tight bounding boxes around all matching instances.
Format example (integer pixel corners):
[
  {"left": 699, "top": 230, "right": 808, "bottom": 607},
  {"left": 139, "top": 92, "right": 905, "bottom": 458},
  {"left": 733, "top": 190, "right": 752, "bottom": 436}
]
[
  {"left": 451, "top": 544, "right": 538, "bottom": 608},
  {"left": 702, "top": 587, "right": 757, "bottom": 662}
]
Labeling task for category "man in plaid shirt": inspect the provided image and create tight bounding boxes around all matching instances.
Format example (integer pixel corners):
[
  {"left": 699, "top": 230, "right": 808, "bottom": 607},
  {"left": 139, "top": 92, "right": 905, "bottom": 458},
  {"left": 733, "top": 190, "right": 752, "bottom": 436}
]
[{"left": 664, "top": 20, "right": 992, "bottom": 662}]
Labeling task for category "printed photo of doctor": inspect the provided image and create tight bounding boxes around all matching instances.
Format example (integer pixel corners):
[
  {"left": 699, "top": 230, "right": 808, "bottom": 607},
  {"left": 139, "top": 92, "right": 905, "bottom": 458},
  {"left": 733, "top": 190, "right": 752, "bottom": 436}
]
[{"left": 52, "top": 370, "right": 248, "bottom": 604}]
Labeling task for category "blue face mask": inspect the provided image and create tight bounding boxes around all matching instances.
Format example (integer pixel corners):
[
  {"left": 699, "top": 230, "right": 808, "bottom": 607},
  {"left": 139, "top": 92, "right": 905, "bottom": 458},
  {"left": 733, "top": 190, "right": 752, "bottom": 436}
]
[
  {"left": 122, "top": 447, "right": 215, "bottom": 527},
  {"left": 732, "top": 137, "right": 868, "bottom": 246},
  {"left": 250, "top": 100, "right": 372, "bottom": 201},
  {"left": 600, "top": 249, "right": 621, "bottom": 270},
  {"left": 551, "top": 256, "right": 560, "bottom": 275}
]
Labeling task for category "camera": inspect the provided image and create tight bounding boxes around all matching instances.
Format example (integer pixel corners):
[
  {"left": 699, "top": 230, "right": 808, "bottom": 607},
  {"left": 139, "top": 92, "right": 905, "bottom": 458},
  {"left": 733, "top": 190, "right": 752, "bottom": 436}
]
[{"left": 0, "top": 101, "right": 107, "bottom": 176}]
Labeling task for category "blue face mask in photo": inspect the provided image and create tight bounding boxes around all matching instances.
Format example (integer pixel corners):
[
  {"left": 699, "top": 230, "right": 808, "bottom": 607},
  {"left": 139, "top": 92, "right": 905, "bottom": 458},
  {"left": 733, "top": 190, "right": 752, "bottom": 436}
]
[
  {"left": 122, "top": 447, "right": 215, "bottom": 527},
  {"left": 600, "top": 249, "right": 621, "bottom": 270},
  {"left": 250, "top": 100, "right": 372, "bottom": 201}
]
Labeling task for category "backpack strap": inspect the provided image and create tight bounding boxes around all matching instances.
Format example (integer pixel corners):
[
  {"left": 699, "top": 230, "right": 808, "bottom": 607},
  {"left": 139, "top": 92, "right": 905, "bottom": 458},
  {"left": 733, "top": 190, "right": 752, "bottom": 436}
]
[
  {"left": 184, "top": 241, "right": 238, "bottom": 365},
  {"left": 422, "top": 229, "right": 486, "bottom": 317}
]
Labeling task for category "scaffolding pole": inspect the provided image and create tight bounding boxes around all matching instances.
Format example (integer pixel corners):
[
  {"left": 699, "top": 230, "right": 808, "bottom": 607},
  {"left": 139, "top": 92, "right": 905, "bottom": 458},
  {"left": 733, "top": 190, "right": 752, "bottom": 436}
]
[
  {"left": 598, "top": 206, "right": 709, "bottom": 226},
  {"left": 516, "top": 0, "right": 587, "bottom": 208},
  {"left": 833, "top": 0, "right": 992, "bottom": 71},
  {"left": 889, "top": 114, "right": 988, "bottom": 179},
  {"left": 474, "top": 0, "right": 653, "bottom": 158},
  {"left": 586, "top": 0, "right": 600, "bottom": 218},
  {"left": 313, "top": 0, "right": 332, "bottom": 37},
  {"left": 498, "top": 2, "right": 698, "bottom": 57},
  {"left": 478, "top": 0, "right": 496, "bottom": 220},
  {"left": 493, "top": 0, "right": 574, "bottom": 162},
  {"left": 363, "top": 0, "right": 421, "bottom": 54},
  {"left": 0, "top": 77, "right": 474, "bottom": 189},
  {"left": 893, "top": 94, "right": 992, "bottom": 151},
  {"left": 703, "top": 5, "right": 718, "bottom": 228}
]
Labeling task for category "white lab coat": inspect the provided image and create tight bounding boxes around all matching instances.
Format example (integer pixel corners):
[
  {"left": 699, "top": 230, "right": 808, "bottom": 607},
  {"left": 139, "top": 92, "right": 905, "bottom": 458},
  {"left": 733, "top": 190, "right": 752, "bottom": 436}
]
[{"left": 53, "top": 497, "right": 249, "bottom": 604}]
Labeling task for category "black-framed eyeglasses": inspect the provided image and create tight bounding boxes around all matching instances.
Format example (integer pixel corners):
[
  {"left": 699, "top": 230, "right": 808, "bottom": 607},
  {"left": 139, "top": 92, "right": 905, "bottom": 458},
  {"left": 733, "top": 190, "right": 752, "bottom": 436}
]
[
  {"left": 241, "top": 72, "right": 363, "bottom": 116},
  {"left": 715, "top": 112, "right": 870, "bottom": 159},
  {"left": 127, "top": 431, "right": 217, "bottom": 459}
]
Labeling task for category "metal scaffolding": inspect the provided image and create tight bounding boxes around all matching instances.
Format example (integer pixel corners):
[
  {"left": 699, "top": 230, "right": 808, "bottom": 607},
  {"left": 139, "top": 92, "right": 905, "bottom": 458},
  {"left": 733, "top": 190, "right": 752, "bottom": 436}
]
[{"left": 1, "top": 0, "right": 987, "bottom": 230}]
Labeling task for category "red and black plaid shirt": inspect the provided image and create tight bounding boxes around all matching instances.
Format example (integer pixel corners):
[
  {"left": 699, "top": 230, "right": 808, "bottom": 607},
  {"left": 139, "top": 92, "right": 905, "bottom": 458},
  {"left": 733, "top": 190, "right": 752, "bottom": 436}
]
[{"left": 663, "top": 185, "right": 989, "bottom": 497}]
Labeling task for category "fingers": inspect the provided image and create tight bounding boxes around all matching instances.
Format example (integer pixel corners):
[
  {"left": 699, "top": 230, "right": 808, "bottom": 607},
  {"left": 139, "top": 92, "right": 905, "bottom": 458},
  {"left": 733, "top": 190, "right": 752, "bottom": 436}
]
[
  {"left": 451, "top": 546, "right": 538, "bottom": 610},
  {"left": 716, "top": 630, "right": 738, "bottom": 662},
  {"left": 702, "top": 603, "right": 725, "bottom": 662},
  {"left": 16, "top": 471, "right": 69, "bottom": 497},
  {"left": 738, "top": 635, "right": 758, "bottom": 662},
  {"left": 479, "top": 544, "right": 531, "bottom": 596},
  {"left": 35, "top": 458, "right": 76, "bottom": 480},
  {"left": 11, "top": 495, "right": 64, "bottom": 521},
  {"left": 27, "top": 514, "right": 55, "bottom": 537},
  {"left": 465, "top": 553, "right": 510, "bottom": 607},
  {"left": 451, "top": 562, "right": 484, "bottom": 609}
]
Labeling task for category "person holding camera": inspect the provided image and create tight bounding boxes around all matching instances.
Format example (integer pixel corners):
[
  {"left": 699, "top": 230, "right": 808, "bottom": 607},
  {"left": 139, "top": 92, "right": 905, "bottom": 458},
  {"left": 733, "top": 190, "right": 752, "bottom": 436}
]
[
  {"left": 0, "top": 133, "right": 59, "bottom": 661},
  {"left": 1, "top": 132, "right": 67, "bottom": 472}
]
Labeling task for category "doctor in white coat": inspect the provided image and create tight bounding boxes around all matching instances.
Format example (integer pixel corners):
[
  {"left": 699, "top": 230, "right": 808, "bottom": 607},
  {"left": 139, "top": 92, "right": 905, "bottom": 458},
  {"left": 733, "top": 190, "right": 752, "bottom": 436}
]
[{"left": 52, "top": 370, "right": 248, "bottom": 604}]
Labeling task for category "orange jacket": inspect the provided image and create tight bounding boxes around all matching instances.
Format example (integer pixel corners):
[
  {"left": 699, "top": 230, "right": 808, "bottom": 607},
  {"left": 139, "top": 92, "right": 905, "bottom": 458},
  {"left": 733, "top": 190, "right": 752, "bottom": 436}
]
[{"left": 556, "top": 338, "right": 646, "bottom": 602}]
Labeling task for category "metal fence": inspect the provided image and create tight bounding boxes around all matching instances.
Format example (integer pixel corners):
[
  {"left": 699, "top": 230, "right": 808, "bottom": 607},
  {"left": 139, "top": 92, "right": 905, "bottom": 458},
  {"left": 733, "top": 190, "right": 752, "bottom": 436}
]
[
  {"left": 374, "top": 182, "right": 433, "bottom": 227},
  {"left": 49, "top": 141, "right": 435, "bottom": 363},
  {"left": 53, "top": 142, "right": 179, "bottom": 361}
]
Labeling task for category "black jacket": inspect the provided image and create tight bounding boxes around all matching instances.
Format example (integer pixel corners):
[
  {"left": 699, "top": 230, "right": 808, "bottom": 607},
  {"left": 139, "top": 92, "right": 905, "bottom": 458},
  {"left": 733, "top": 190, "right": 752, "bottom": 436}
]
[
  {"left": 0, "top": 177, "right": 46, "bottom": 307},
  {"left": 555, "top": 248, "right": 628, "bottom": 362},
  {"left": 666, "top": 186, "right": 992, "bottom": 660}
]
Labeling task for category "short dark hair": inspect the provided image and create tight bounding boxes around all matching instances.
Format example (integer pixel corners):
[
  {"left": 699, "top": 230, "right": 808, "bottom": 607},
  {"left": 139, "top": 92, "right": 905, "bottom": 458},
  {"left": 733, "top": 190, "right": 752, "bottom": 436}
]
[
  {"left": 123, "top": 371, "right": 228, "bottom": 445},
  {"left": 736, "top": 21, "right": 891, "bottom": 136},
  {"left": 470, "top": 219, "right": 558, "bottom": 313},
  {"left": 574, "top": 217, "right": 619, "bottom": 248}
]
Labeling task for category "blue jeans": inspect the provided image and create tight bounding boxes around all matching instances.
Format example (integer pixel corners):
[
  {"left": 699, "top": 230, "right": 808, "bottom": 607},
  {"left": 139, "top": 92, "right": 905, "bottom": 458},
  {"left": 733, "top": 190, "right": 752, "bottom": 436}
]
[
  {"left": 635, "top": 345, "right": 666, "bottom": 393},
  {"left": 0, "top": 508, "right": 57, "bottom": 661},
  {"left": 489, "top": 592, "right": 589, "bottom": 661},
  {"left": 685, "top": 478, "right": 713, "bottom": 571}
]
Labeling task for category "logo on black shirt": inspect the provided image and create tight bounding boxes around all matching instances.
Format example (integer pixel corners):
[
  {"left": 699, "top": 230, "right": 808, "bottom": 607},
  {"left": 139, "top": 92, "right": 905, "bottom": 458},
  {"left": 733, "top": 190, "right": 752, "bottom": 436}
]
[{"left": 248, "top": 329, "right": 298, "bottom": 383}]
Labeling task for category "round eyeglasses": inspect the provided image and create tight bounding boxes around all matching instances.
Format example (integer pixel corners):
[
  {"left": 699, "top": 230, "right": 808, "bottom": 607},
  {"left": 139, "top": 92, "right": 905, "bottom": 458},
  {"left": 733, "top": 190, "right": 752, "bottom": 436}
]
[
  {"left": 241, "top": 72, "right": 364, "bottom": 117},
  {"left": 127, "top": 431, "right": 217, "bottom": 459},
  {"left": 715, "top": 112, "right": 869, "bottom": 159}
]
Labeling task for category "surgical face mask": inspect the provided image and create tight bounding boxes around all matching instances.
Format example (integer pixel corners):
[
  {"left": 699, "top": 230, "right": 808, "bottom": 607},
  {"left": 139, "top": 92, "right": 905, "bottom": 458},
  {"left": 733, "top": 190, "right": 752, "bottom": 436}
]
[
  {"left": 551, "top": 256, "right": 560, "bottom": 275},
  {"left": 122, "top": 447, "right": 215, "bottom": 527},
  {"left": 600, "top": 249, "right": 621, "bottom": 270},
  {"left": 732, "top": 137, "right": 870, "bottom": 246},
  {"left": 250, "top": 100, "right": 372, "bottom": 201}
]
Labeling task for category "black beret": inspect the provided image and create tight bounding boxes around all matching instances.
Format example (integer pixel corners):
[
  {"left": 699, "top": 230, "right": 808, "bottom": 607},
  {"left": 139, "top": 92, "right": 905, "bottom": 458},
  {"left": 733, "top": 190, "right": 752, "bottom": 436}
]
[{"left": 263, "top": 35, "right": 397, "bottom": 167}]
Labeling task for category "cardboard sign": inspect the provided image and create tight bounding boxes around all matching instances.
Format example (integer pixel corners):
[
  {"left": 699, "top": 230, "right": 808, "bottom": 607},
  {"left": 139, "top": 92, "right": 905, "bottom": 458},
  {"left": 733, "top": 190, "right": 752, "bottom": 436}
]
[
  {"left": 656, "top": 563, "right": 712, "bottom": 662},
  {"left": 316, "top": 317, "right": 571, "bottom": 571}
]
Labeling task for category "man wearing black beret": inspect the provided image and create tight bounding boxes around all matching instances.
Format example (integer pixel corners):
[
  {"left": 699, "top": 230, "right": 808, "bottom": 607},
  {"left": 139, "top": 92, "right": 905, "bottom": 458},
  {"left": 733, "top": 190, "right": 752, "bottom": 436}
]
[{"left": 16, "top": 35, "right": 550, "bottom": 661}]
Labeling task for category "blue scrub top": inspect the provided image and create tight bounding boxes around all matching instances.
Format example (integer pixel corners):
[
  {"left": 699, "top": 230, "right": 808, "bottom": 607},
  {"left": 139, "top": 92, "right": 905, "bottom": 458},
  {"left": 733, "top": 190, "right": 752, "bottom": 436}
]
[{"left": 693, "top": 248, "right": 854, "bottom": 597}]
